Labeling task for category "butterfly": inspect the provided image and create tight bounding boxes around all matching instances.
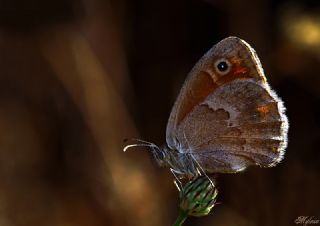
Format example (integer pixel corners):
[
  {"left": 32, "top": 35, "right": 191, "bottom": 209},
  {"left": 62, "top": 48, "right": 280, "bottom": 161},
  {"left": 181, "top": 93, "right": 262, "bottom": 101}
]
[{"left": 124, "top": 37, "right": 289, "bottom": 180}]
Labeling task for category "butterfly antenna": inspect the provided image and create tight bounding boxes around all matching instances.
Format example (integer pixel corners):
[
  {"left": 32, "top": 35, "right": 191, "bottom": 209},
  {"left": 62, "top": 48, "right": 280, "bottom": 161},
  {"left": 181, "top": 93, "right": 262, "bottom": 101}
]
[{"left": 123, "top": 138, "right": 161, "bottom": 152}]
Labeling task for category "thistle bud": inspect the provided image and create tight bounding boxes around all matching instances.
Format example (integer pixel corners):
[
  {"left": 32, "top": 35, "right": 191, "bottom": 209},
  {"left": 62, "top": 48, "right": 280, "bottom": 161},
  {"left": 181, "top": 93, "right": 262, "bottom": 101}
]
[{"left": 179, "top": 176, "right": 218, "bottom": 217}]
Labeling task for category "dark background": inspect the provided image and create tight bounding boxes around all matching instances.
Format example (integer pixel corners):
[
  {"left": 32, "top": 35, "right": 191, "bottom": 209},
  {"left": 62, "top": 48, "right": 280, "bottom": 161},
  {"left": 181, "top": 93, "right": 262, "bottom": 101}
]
[{"left": 0, "top": 0, "right": 319, "bottom": 225}]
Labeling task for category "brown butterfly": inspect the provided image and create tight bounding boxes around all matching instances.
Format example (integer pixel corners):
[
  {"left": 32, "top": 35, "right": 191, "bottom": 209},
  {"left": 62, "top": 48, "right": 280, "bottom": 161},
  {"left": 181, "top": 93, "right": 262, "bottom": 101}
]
[{"left": 124, "top": 37, "right": 288, "bottom": 179}]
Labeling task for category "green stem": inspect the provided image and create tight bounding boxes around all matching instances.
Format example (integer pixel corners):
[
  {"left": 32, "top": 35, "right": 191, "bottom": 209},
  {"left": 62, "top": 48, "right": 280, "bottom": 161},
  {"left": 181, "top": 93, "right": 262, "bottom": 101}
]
[{"left": 172, "top": 210, "right": 188, "bottom": 226}]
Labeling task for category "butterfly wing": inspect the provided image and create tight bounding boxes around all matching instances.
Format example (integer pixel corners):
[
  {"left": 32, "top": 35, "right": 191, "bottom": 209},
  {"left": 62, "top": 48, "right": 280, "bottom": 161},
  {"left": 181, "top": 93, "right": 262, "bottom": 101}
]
[{"left": 166, "top": 37, "right": 288, "bottom": 173}]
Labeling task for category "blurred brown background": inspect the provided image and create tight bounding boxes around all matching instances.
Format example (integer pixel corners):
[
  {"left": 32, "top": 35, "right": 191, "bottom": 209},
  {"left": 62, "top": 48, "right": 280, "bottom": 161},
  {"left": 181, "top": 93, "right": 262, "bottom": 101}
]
[{"left": 0, "top": 0, "right": 319, "bottom": 226}]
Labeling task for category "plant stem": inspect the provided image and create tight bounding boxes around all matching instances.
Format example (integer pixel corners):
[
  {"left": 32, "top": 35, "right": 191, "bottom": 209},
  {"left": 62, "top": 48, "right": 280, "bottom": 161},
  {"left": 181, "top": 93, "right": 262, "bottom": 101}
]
[{"left": 173, "top": 210, "right": 188, "bottom": 226}]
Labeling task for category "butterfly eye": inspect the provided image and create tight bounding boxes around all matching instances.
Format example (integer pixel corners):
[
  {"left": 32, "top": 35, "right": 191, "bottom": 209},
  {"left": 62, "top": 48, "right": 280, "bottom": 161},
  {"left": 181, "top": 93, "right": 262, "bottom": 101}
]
[{"left": 214, "top": 59, "right": 231, "bottom": 75}]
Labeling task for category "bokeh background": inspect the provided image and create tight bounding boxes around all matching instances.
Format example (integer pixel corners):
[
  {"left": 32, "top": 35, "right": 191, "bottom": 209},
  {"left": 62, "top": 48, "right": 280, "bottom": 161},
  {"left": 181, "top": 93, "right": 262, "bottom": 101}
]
[{"left": 0, "top": 0, "right": 319, "bottom": 225}]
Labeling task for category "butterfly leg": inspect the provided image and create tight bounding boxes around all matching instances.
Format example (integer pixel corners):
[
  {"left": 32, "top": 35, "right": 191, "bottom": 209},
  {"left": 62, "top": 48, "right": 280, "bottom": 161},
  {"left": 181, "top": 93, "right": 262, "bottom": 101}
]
[
  {"left": 170, "top": 168, "right": 183, "bottom": 191},
  {"left": 190, "top": 155, "right": 214, "bottom": 185},
  {"left": 182, "top": 132, "right": 208, "bottom": 179}
]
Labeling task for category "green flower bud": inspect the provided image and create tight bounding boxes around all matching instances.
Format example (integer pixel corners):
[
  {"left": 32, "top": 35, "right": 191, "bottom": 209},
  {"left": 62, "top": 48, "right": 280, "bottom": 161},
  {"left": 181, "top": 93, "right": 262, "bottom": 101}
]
[{"left": 179, "top": 176, "right": 218, "bottom": 217}]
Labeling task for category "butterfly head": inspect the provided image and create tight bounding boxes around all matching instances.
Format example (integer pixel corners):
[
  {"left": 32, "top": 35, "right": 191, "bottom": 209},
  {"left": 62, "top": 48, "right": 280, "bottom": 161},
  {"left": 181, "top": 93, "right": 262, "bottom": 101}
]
[{"left": 151, "top": 146, "right": 168, "bottom": 167}]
